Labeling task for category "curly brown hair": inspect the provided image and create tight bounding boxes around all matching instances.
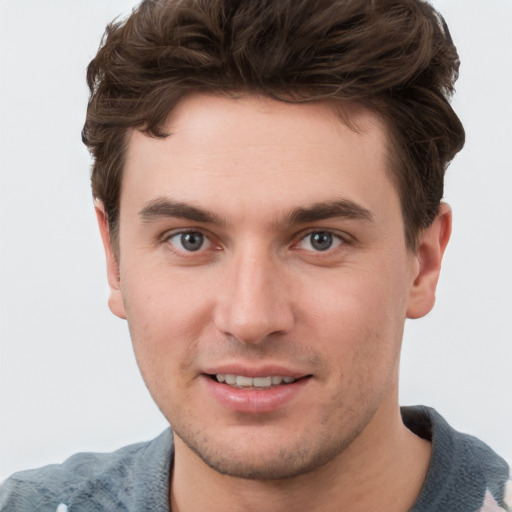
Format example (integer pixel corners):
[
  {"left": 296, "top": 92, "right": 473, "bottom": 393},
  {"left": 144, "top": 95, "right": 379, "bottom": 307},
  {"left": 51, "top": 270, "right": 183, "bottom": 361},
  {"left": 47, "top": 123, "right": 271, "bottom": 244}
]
[{"left": 83, "top": 0, "right": 465, "bottom": 251}]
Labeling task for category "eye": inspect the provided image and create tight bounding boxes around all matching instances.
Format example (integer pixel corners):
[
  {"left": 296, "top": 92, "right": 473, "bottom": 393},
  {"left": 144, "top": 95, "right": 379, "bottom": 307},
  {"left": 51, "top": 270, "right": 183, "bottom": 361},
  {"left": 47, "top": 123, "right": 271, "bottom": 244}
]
[
  {"left": 297, "top": 231, "right": 343, "bottom": 252},
  {"left": 167, "top": 231, "right": 209, "bottom": 252}
]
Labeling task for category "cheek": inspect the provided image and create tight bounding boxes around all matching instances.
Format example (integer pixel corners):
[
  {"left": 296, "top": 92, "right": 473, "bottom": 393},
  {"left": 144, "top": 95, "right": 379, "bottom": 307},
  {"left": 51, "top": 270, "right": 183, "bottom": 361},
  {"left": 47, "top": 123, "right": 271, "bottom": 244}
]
[
  {"left": 303, "top": 264, "right": 408, "bottom": 382},
  {"left": 123, "top": 259, "right": 213, "bottom": 334},
  {"left": 120, "top": 268, "right": 212, "bottom": 393},
  {"left": 306, "top": 264, "right": 409, "bottom": 337},
  {"left": 307, "top": 282, "right": 404, "bottom": 432}
]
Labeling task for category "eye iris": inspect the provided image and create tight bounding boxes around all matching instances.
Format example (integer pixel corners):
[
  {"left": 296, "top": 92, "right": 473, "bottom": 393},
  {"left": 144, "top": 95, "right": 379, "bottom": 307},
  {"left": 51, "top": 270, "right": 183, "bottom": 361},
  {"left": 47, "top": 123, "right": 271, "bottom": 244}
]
[
  {"left": 311, "top": 232, "right": 333, "bottom": 251},
  {"left": 181, "top": 232, "right": 203, "bottom": 251}
]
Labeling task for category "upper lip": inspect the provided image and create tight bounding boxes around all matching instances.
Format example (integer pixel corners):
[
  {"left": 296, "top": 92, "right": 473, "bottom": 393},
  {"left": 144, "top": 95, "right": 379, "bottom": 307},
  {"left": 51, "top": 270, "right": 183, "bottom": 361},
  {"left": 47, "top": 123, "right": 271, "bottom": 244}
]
[{"left": 202, "top": 364, "right": 310, "bottom": 379}]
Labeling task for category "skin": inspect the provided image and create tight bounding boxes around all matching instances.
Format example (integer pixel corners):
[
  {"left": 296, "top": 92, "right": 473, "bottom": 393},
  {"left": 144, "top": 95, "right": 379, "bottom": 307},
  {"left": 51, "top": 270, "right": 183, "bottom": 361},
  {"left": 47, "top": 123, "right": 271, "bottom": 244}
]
[{"left": 97, "top": 94, "right": 451, "bottom": 511}]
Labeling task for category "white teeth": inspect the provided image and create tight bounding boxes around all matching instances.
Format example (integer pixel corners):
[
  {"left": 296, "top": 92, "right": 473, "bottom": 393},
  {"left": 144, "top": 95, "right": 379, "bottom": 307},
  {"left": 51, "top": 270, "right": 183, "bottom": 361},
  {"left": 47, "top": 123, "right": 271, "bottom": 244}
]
[
  {"left": 236, "top": 375, "right": 253, "bottom": 387},
  {"left": 253, "top": 377, "right": 272, "bottom": 387},
  {"left": 215, "top": 374, "right": 297, "bottom": 388},
  {"left": 225, "top": 374, "right": 236, "bottom": 385}
]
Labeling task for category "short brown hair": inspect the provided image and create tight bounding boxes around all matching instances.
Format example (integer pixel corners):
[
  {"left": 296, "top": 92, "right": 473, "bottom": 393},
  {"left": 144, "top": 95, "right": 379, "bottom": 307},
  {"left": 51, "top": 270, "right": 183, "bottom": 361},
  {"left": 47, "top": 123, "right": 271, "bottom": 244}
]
[{"left": 83, "top": 0, "right": 465, "bottom": 250}]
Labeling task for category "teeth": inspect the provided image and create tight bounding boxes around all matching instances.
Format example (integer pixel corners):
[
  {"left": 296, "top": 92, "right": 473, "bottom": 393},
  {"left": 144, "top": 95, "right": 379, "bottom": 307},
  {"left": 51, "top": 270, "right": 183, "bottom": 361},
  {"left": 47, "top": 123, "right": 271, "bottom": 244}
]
[
  {"left": 252, "top": 377, "right": 272, "bottom": 387},
  {"left": 236, "top": 375, "right": 253, "bottom": 387},
  {"left": 225, "top": 374, "right": 236, "bottom": 385},
  {"left": 215, "top": 374, "right": 297, "bottom": 388}
]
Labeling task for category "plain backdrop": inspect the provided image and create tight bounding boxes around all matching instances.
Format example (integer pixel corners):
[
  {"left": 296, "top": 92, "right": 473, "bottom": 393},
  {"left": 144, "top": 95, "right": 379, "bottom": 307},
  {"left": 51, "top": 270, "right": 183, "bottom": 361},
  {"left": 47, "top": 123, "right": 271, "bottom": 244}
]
[{"left": 0, "top": 0, "right": 511, "bottom": 480}]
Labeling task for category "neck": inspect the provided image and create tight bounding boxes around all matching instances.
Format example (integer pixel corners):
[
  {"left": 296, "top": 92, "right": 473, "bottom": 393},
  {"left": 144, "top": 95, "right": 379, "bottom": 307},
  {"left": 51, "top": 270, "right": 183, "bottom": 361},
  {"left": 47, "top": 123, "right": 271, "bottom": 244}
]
[{"left": 170, "top": 395, "right": 431, "bottom": 512}]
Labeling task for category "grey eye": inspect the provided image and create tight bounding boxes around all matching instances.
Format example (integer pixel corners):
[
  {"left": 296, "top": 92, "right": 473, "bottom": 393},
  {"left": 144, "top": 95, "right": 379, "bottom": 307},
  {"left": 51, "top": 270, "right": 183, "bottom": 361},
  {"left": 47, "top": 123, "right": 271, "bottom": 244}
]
[
  {"left": 180, "top": 232, "right": 204, "bottom": 251},
  {"left": 309, "top": 232, "right": 334, "bottom": 251},
  {"left": 297, "top": 231, "right": 343, "bottom": 252},
  {"left": 169, "top": 232, "right": 206, "bottom": 252}
]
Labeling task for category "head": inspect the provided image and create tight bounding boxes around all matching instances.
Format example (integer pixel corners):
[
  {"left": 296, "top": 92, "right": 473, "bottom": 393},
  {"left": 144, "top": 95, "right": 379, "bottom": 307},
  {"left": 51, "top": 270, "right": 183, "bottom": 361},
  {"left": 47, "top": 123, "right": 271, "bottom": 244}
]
[
  {"left": 83, "top": 0, "right": 464, "bottom": 256},
  {"left": 84, "top": 0, "right": 463, "bottom": 483}
]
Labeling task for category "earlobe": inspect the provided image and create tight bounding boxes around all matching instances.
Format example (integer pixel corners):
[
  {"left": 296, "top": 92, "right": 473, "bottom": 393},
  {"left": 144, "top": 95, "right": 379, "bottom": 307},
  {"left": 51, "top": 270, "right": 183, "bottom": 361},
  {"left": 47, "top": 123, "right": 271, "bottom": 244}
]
[
  {"left": 406, "top": 203, "right": 452, "bottom": 319},
  {"left": 95, "top": 202, "right": 127, "bottom": 320}
]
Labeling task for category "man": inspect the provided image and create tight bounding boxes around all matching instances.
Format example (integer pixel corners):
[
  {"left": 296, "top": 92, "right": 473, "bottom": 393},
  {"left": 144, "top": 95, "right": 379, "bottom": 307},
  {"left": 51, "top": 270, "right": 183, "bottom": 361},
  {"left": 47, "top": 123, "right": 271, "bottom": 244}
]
[{"left": 1, "top": 0, "right": 510, "bottom": 510}]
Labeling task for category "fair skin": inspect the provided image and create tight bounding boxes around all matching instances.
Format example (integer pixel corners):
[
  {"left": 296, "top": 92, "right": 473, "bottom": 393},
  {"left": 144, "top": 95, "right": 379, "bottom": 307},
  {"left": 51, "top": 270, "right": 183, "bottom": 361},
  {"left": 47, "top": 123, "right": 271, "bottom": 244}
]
[{"left": 97, "top": 94, "right": 451, "bottom": 512}]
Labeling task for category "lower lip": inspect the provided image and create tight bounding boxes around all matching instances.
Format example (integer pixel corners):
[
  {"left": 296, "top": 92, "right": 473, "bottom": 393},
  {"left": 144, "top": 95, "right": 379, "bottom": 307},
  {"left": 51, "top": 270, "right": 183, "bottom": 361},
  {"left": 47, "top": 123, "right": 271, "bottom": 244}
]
[{"left": 203, "top": 375, "right": 310, "bottom": 414}]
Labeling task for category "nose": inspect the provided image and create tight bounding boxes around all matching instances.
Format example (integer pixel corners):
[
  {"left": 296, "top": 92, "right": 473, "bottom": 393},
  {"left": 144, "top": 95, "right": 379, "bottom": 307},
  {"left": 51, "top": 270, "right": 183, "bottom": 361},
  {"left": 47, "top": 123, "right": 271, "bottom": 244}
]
[{"left": 214, "top": 247, "right": 295, "bottom": 345}]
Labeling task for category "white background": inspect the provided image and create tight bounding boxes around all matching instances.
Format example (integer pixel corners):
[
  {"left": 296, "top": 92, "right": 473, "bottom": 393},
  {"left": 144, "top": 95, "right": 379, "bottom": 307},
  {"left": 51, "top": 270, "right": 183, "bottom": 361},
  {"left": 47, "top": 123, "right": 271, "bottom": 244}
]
[{"left": 0, "top": 0, "right": 511, "bottom": 480}]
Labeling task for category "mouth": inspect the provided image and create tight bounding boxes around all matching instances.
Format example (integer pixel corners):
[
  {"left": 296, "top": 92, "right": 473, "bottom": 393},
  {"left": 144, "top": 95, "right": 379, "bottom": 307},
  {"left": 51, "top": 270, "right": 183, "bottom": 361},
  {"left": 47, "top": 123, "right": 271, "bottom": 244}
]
[
  {"left": 209, "top": 374, "right": 310, "bottom": 389},
  {"left": 204, "top": 370, "right": 312, "bottom": 413}
]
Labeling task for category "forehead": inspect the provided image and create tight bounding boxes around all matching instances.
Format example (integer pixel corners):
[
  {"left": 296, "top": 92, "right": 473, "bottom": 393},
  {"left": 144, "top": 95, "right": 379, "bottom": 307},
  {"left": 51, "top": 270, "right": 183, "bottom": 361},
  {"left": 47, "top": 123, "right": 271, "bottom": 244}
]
[{"left": 122, "top": 94, "right": 398, "bottom": 224}]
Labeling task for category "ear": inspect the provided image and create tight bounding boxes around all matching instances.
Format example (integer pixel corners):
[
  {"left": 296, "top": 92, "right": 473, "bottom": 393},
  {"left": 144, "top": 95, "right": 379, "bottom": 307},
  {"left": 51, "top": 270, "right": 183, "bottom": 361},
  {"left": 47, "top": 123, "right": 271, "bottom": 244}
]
[
  {"left": 406, "top": 203, "right": 452, "bottom": 319},
  {"left": 95, "top": 202, "right": 127, "bottom": 320}
]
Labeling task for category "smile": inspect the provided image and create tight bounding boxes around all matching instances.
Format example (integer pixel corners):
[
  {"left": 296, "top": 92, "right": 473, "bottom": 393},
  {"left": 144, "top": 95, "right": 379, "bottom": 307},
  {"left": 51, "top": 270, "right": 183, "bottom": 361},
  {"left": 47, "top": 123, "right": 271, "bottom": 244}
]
[
  {"left": 204, "top": 372, "right": 312, "bottom": 413},
  {"left": 214, "top": 374, "right": 297, "bottom": 388}
]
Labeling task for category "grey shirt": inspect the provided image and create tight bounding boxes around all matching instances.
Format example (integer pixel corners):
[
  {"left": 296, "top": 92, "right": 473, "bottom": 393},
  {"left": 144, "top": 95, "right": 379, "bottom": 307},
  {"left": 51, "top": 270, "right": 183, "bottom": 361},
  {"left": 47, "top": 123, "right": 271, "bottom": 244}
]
[{"left": 1, "top": 406, "right": 510, "bottom": 511}]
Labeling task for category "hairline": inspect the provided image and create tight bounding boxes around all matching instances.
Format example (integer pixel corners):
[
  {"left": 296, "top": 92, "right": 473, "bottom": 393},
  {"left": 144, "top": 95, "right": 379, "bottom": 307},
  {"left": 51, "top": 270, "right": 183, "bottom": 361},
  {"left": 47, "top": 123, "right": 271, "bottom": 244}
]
[{"left": 102, "top": 92, "right": 422, "bottom": 259}]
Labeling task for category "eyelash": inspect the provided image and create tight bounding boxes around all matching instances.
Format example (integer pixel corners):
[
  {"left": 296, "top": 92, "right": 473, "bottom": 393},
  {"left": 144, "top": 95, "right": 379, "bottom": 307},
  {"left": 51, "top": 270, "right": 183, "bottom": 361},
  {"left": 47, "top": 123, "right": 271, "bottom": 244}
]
[
  {"left": 165, "top": 230, "right": 216, "bottom": 254},
  {"left": 163, "top": 228, "right": 349, "bottom": 258},
  {"left": 294, "top": 230, "right": 346, "bottom": 253}
]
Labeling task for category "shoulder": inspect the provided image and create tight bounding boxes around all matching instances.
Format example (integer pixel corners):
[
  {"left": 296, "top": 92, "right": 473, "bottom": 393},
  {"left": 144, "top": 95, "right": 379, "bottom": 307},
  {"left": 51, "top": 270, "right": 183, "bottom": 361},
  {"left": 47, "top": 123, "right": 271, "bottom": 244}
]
[
  {"left": 481, "top": 481, "right": 512, "bottom": 511},
  {"left": 403, "top": 406, "right": 511, "bottom": 512},
  {"left": 0, "top": 429, "right": 173, "bottom": 512}
]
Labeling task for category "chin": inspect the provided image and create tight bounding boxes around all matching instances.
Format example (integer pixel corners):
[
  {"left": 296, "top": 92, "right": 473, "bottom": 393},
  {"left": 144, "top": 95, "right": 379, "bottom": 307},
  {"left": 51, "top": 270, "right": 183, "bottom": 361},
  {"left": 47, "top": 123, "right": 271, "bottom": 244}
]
[{"left": 173, "top": 424, "right": 356, "bottom": 481}]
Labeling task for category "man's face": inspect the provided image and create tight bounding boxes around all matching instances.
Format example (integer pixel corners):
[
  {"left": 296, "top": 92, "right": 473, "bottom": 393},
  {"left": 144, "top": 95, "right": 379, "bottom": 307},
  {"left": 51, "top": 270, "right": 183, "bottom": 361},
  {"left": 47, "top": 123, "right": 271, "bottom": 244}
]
[{"left": 103, "top": 94, "right": 429, "bottom": 479}]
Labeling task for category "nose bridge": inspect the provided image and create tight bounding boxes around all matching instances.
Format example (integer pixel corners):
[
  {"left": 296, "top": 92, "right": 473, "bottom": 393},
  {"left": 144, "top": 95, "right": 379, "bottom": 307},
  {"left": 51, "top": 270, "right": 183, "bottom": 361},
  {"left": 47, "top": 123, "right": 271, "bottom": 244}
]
[{"left": 215, "top": 241, "right": 294, "bottom": 344}]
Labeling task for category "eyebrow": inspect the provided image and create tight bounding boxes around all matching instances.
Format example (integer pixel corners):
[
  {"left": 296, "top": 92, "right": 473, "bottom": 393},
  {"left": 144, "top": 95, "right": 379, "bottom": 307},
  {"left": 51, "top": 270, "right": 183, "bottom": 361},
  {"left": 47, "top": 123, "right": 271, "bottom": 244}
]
[
  {"left": 139, "top": 198, "right": 226, "bottom": 225},
  {"left": 138, "top": 197, "right": 374, "bottom": 226},
  {"left": 285, "top": 199, "right": 374, "bottom": 225}
]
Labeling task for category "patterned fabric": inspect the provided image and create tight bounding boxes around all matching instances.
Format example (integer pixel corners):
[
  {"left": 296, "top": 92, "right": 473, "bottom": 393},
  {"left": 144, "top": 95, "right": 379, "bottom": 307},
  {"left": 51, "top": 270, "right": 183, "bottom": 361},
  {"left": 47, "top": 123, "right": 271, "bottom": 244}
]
[
  {"left": 0, "top": 407, "right": 509, "bottom": 511},
  {"left": 0, "top": 430, "right": 173, "bottom": 512},
  {"left": 403, "top": 407, "right": 510, "bottom": 512},
  {"left": 481, "top": 481, "right": 512, "bottom": 512}
]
